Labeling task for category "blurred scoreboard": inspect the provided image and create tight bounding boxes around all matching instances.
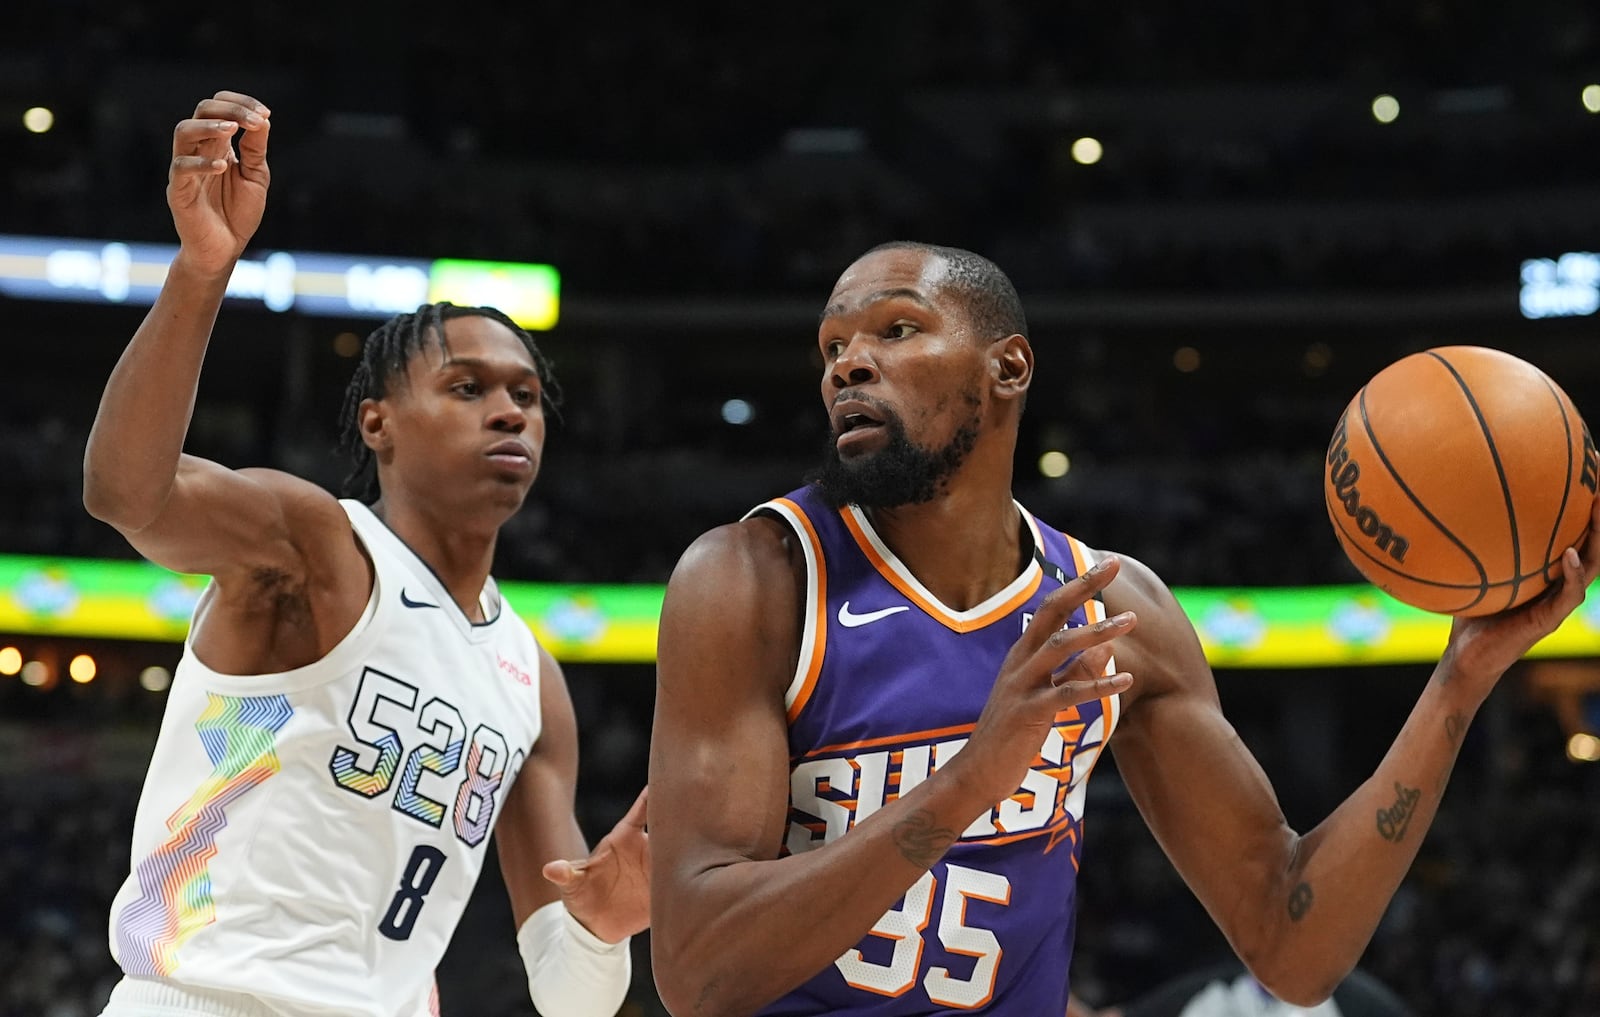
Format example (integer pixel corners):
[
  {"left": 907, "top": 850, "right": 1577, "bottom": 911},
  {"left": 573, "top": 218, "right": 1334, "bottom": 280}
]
[{"left": 0, "top": 233, "right": 560, "bottom": 330}]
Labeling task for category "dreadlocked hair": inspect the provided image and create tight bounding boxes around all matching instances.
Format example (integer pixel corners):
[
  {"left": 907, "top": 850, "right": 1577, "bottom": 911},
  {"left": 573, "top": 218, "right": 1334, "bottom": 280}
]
[{"left": 336, "top": 302, "right": 562, "bottom": 504}]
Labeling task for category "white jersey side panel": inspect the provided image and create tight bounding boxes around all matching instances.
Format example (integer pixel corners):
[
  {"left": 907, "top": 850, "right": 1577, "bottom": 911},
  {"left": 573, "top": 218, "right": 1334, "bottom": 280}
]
[{"left": 105, "top": 501, "right": 544, "bottom": 1017}]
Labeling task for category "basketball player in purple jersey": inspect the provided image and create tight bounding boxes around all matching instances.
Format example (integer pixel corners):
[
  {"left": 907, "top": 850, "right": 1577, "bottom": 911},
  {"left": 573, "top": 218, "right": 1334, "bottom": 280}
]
[{"left": 647, "top": 241, "right": 1600, "bottom": 1017}]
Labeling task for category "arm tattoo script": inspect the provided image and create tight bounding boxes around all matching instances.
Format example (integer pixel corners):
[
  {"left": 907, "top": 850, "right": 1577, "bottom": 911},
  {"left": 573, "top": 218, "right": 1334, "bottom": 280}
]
[
  {"left": 1376, "top": 781, "right": 1422, "bottom": 843},
  {"left": 892, "top": 809, "right": 960, "bottom": 868}
]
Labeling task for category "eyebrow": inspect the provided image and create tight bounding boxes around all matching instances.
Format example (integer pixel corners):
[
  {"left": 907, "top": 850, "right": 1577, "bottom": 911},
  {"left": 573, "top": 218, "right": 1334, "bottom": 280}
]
[
  {"left": 438, "top": 355, "right": 538, "bottom": 377},
  {"left": 819, "top": 287, "right": 936, "bottom": 327}
]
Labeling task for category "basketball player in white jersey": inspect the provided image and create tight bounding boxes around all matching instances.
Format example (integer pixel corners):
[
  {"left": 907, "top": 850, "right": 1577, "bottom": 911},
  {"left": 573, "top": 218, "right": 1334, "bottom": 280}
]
[{"left": 81, "top": 90, "right": 645, "bottom": 1017}]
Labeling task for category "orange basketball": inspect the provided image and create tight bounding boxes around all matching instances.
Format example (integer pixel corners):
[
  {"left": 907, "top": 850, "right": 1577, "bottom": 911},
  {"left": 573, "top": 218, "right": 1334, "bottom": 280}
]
[{"left": 1324, "top": 346, "right": 1597, "bottom": 616}]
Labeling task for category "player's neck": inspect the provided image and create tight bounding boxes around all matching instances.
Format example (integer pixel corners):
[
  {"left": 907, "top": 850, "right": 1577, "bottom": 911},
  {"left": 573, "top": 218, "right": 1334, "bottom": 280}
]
[
  {"left": 370, "top": 498, "right": 500, "bottom": 622},
  {"left": 864, "top": 483, "right": 1025, "bottom": 612}
]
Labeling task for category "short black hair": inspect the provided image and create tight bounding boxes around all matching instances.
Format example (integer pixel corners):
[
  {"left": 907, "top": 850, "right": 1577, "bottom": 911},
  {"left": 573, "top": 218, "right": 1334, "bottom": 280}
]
[
  {"left": 863, "top": 241, "right": 1028, "bottom": 342},
  {"left": 336, "top": 302, "right": 561, "bottom": 503}
]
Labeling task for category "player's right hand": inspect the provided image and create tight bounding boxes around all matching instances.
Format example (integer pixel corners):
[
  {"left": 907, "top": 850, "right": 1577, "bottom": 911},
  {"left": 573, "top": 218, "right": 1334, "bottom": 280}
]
[
  {"left": 167, "top": 90, "right": 272, "bottom": 275},
  {"left": 958, "top": 556, "right": 1135, "bottom": 805}
]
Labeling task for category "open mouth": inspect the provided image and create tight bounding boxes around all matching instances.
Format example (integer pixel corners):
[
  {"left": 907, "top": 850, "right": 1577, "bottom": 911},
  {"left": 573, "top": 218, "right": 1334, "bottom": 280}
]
[
  {"left": 831, "top": 398, "right": 888, "bottom": 440},
  {"left": 838, "top": 413, "right": 884, "bottom": 436}
]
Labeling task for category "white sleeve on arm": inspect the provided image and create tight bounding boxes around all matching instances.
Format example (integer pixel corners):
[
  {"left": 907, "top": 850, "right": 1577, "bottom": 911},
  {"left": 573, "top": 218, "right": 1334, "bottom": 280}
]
[{"left": 517, "top": 900, "right": 633, "bottom": 1017}]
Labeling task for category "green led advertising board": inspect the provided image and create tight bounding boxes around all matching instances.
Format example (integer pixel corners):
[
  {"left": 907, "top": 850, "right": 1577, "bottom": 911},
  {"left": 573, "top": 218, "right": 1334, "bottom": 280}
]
[{"left": 4, "top": 555, "right": 1599, "bottom": 667}]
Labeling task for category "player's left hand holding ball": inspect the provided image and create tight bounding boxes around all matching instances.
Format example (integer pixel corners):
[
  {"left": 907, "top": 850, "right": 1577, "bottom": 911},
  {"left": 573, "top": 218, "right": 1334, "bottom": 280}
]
[{"left": 1445, "top": 495, "right": 1600, "bottom": 694}]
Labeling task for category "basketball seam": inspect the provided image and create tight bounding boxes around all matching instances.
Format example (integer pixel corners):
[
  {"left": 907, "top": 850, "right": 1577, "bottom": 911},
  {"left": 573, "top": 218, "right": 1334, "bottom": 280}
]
[
  {"left": 1325, "top": 512, "right": 1557, "bottom": 589},
  {"left": 1327, "top": 506, "right": 1484, "bottom": 611},
  {"left": 1425, "top": 350, "right": 1521, "bottom": 611},
  {"left": 1353, "top": 383, "right": 1488, "bottom": 606},
  {"left": 1535, "top": 371, "right": 1575, "bottom": 588}
]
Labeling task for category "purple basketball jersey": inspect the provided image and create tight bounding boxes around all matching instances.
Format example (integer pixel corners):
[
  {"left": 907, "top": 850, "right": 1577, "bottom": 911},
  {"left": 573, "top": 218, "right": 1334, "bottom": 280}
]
[{"left": 748, "top": 484, "right": 1122, "bottom": 1016}]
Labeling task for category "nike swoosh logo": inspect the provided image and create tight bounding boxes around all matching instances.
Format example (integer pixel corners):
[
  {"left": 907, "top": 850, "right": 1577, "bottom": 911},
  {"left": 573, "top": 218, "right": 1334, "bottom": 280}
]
[
  {"left": 400, "top": 589, "right": 440, "bottom": 610},
  {"left": 837, "top": 601, "right": 910, "bottom": 628}
]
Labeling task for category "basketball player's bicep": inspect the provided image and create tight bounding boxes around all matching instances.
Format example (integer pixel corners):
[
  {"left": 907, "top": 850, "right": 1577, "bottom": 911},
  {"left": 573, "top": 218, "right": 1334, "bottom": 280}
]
[
  {"left": 108, "top": 456, "right": 332, "bottom": 580},
  {"left": 650, "top": 526, "right": 797, "bottom": 876}
]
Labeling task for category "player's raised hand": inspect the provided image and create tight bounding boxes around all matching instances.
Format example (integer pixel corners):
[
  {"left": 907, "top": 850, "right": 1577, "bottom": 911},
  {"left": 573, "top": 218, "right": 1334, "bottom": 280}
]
[
  {"left": 959, "top": 556, "right": 1135, "bottom": 804},
  {"left": 541, "top": 787, "right": 649, "bottom": 944},
  {"left": 1443, "top": 494, "right": 1600, "bottom": 694},
  {"left": 167, "top": 90, "right": 272, "bottom": 276}
]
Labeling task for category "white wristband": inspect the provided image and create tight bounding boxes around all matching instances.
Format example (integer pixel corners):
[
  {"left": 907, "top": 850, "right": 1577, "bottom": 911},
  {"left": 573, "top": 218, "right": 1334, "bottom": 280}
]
[{"left": 516, "top": 901, "right": 632, "bottom": 1017}]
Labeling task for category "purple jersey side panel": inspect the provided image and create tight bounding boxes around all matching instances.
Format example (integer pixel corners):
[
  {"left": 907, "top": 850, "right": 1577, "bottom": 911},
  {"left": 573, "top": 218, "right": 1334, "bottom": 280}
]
[{"left": 754, "top": 485, "right": 1121, "bottom": 1017}]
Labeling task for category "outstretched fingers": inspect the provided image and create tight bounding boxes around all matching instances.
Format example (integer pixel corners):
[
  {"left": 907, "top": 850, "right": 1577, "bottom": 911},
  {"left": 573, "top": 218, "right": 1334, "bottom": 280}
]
[
  {"left": 1048, "top": 649, "right": 1134, "bottom": 708},
  {"left": 1021, "top": 555, "right": 1121, "bottom": 650}
]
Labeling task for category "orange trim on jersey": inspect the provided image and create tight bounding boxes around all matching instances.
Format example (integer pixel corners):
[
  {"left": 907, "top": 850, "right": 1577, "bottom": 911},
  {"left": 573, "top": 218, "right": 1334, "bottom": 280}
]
[
  {"left": 800, "top": 703, "right": 1099, "bottom": 760},
  {"left": 772, "top": 497, "right": 829, "bottom": 724},
  {"left": 968, "top": 809, "right": 1079, "bottom": 848},
  {"left": 800, "top": 720, "right": 979, "bottom": 760},
  {"left": 840, "top": 508, "right": 1043, "bottom": 633}
]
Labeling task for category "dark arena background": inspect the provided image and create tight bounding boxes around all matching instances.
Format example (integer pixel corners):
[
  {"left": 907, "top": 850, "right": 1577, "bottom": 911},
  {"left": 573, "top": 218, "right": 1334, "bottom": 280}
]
[{"left": 4, "top": 3, "right": 1600, "bottom": 1015}]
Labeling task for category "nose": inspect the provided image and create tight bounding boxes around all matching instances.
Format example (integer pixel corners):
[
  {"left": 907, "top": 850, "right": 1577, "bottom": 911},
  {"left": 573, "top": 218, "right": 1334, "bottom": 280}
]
[
  {"left": 486, "top": 389, "right": 528, "bottom": 433},
  {"left": 828, "top": 335, "right": 879, "bottom": 390}
]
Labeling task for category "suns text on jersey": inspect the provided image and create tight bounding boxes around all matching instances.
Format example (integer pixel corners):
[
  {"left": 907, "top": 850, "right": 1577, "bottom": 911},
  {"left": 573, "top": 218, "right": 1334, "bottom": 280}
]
[{"left": 787, "top": 704, "right": 1112, "bottom": 857}]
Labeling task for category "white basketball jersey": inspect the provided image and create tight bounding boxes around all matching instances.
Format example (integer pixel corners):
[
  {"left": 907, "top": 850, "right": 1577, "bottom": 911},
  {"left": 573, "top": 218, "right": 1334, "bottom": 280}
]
[{"left": 104, "top": 501, "right": 545, "bottom": 1017}]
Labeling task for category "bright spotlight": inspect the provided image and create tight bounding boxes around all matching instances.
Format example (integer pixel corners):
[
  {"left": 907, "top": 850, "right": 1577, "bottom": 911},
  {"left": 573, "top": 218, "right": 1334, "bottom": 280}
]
[
  {"left": 69, "top": 654, "right": 97, "bottom": 683},
  {"left": 1371, "top": 95, "right": 1400, "bottom": 124},
  {"left": 720, "top": 399, "right": 754, "bottom": 425},
  {"left": 23, "top": 107, "right": 54, "bottom": 133},
  {"left": 1583, "top": 85, "right": 1600, "bottom": 114},
  {"left": 1070, "top": 137, "right": 1103, "bottom": 165},
  {"left": 0, "top": 647, "right": 20, "bottom": 675},
  {"left": 140, "top": 666, "right": 173, "bottom": 692},
  {"left": 1568, "top": 732, "right": 1600, "bottom": 763},
  {"left": 1038, "top": 450, "right": 1071, "bottom": 479}
]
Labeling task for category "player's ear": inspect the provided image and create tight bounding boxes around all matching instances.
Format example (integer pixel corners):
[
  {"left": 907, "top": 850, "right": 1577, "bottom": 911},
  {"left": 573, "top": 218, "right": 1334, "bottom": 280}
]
[
  {"left": 358, "top": 397, "right": 393, "bottom": 455},
  {"left": 991, "top": 334, "right": 1032, "bottom": 403}
]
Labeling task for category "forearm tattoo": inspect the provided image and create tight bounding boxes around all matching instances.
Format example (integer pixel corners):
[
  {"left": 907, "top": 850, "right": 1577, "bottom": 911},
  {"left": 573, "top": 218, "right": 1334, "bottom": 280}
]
[
  {"left": 1376, "top": 781, "right": 1422, "bottom": 843},
  {"left": 892, "top": 809, "right": 959, "bottom": 868}
]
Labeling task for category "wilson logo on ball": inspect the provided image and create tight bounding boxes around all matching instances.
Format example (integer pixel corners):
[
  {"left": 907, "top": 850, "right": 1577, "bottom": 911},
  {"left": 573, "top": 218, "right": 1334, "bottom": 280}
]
[{"left": 1326, "top": 414, "right": 1411, "bottom": 564}]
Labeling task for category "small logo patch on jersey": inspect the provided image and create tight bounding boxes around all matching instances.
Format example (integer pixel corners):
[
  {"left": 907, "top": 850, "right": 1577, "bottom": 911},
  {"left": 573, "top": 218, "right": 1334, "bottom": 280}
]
[
  {"left": 400, "top": 589, "right": 440, "bottom": 610},
  {"left": 496, "top": 653, "right": 534, "bottom": 687},
  {"left": 837, "top": 601, "right": 911, "bottom": 628}
]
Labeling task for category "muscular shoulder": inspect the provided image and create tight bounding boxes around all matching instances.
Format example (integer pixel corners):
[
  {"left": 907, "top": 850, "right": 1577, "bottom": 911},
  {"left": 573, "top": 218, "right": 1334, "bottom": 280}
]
[
  {"left": 1092, "top": 549, "right": 1218, "bottom": 712},
  {"left": 670, "top": 514, "right": 802, "bottom": 590},
  {"left": 660, "top": 515, "right": 806, "bottom": 696}
]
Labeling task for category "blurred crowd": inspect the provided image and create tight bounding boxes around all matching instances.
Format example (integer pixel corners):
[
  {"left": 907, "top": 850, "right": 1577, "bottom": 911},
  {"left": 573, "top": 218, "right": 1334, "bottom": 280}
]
[
  {"left": 7, "top": 1, "right": 1600, "bottom": 298},
  {"left": 0, "top": 385, "right": 1360, "bottom": 590}
]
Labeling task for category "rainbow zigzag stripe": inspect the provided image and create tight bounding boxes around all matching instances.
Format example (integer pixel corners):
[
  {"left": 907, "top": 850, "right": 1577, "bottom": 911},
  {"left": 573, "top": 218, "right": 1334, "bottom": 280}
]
[{"left": 115, "top": 692, "right": 293, "bottom": 976}]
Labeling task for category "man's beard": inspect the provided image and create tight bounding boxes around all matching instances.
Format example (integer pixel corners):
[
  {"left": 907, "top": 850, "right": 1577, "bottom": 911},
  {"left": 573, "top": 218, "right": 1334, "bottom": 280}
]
[{"left": 806, "top": 400, "right": 981, "bottom": 510}]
